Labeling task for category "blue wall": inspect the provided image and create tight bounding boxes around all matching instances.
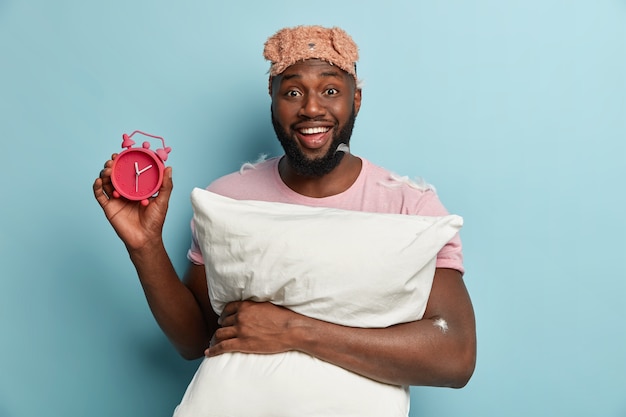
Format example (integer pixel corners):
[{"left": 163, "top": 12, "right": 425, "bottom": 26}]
[{"left": 1, "top": 1, "right": 625, "bottom": 416}]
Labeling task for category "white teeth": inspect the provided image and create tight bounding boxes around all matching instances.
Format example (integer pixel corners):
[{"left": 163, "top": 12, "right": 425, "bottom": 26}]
[{"left": 300, "top": 127, "right": 329, "bottom": 134}]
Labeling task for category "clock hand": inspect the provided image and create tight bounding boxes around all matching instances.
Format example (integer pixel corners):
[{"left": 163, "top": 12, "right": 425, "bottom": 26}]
[
  {"left": 135, "top": 164, "right": 154, "bottom": 193},
  {"left": 134, "top": 162, "right": 140, "bottom": 192},
  {"left": 137, "top": 164, "right": 153, "bottom": 175}
]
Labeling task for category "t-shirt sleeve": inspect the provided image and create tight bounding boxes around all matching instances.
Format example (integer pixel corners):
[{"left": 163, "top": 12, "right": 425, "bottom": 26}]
[
  {"left": 435, "top": 232, "right": 463, "bottom": 274},
  {"left": 413, "top": 189, "right": 465, "bottom": 275},
  {"left": 186, "top": 218, "right": 205, "bottom": 265}
]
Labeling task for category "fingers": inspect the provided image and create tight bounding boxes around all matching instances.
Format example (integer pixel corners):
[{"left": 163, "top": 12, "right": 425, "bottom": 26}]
[
  {"left": 218, "top": 301, "right": 244, "bottom": 325},
  {"left": 218, "top": 303, "right": 235, "bottom": 326},
  {"left": 206, "top": 327, "right": 238, "bottom": 357},
  {"left": 93, "top": 177, "right": 109, "bottom": 207},
  {"left": 99, "top": 159, "right": 113, "bottom": 179},
  {"left": 222, "top": 300, "right": 243, "bottom": 315},
  {"left": 141, "top": 166, "right": 173, "bottom": 207},
  {"left": 93, "top": 159, "right": 111, "bottom": 204},
  {"left": 214, "top": 326, "right": 237, "bottom": 341},
  {"left": 95, "top": 159, "right": 116, "bottom": 200},
  {"left": 156, "top": 166, "right": 174, "bottom": 201}
]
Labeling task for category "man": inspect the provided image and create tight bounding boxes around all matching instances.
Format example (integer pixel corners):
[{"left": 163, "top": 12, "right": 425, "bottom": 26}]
[{"left": 94, "top": 25, "right": 476, "bottom": 416}]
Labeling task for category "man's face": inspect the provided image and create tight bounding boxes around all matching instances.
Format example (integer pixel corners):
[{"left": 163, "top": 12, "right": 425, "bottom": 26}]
[{"left": 270, "top": 59, "right": 362, "bottom": 177}]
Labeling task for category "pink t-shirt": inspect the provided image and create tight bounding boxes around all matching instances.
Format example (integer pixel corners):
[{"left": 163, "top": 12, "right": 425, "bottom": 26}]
[{"left": 188, "top": 157, "right": 463, "bottom": 274}]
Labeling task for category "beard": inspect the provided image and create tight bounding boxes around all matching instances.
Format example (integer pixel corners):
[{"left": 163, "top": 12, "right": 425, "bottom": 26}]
[{"left": 271, "top": 106, "right": 357, "bottom": 178}]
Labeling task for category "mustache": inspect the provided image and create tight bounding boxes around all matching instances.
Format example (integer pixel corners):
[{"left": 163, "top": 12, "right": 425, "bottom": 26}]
[{"left": 293, "top": 115, "right": 334, "bottom": 124}]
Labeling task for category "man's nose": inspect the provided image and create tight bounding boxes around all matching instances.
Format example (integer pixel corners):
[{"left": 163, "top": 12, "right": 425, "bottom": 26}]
[{"left": 299, "top": 94, "right": 326, "bottom": 118}]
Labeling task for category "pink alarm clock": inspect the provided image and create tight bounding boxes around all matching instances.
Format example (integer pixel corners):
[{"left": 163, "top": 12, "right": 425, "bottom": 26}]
[{"left": 111, "top": 131, "right": 171, "bottom": 206}]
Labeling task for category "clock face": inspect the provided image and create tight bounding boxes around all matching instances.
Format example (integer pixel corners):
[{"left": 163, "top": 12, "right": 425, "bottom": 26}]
[{"left": 111, "top": 148, "right": 164, "bottom": 201}]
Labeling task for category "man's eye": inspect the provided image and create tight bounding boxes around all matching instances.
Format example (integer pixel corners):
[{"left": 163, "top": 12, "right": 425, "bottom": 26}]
[
  {"left": 326, "top": 88, "right": 339, "bottom": 95},
  {"left": 286, "top": 90, "right": 301, "bottom": 97}
]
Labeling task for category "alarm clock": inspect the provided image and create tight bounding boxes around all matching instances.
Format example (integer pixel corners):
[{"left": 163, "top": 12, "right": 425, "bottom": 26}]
[{"left": 111, "top": 130, "right": 171, "bottom": 206}]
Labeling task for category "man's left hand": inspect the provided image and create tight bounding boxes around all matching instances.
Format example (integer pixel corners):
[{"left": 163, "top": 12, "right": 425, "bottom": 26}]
[{"left": 205, "top": 300, "right": 303, "bottom": 357}]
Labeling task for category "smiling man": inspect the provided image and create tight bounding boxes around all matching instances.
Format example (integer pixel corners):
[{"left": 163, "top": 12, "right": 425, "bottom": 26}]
[
  {"left": 94, "top": 25, "right": 476, "bottom": 417},
  {"left": 272, "top": 56, "right": 360, "bottom": 170},
  {"left": 271, "top": 58, "right": 362, "bottom": 191}
]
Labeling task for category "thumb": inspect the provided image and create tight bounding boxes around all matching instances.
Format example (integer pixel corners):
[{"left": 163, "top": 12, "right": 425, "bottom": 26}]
[{"left": 156, "top": 166, "right": 174, "bottom": 203}]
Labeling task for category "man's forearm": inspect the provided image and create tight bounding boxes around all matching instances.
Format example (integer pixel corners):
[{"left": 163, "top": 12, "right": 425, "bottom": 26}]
[
  {"left": 292, "top": 315, "right": 475, "bottom": 387},
  {"left": 129, "top": 240, "right": 210, "bottom": 359}
]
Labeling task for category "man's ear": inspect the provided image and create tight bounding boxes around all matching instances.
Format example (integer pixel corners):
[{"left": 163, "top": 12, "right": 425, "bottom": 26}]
[
  {"left": 353, "top": 86, "right": 362, "bottom": 115},
  {"left": 268, "top": 76, "right": 274, "bottom": 97}
]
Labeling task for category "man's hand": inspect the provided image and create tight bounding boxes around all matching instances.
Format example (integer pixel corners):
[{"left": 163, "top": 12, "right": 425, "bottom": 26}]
[
  {"left": 93, "top": 154, "right": 173, "bottom": 251},
  {"left": 206, "top": 301, "right": 304, "bottom": 357}
]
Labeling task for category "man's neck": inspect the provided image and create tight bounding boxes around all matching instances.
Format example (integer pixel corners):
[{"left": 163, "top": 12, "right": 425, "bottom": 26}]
[{"left": 278, "top": 154, "right": 362, "bottom": 198}]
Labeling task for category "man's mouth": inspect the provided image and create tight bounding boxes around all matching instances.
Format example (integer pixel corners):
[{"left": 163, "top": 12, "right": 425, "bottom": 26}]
[
  {"left": 299, "top": 126, "right": 330, "bottom": 135},
  {"left": 296, "top": 126, "right": 332, "bottom": 149}
]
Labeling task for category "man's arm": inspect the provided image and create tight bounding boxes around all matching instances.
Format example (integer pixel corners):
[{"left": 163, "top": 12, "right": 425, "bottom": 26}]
[
  {"left": 93, "top": 158, "right": 218, "bottom": 360},
  {"left": 130, "top": 249, "right": 218, "bottom": 360},
  {"left": 208, "top": 267, "right": 476, "bottom": 387}
]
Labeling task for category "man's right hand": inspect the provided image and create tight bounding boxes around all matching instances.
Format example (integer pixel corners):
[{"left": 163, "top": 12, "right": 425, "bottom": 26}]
[{"left": 93, "top": 154, "right": 174, "bottom": 251}]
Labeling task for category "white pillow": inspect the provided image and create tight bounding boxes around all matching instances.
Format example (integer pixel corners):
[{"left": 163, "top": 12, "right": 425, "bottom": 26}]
[{"left": 190, "top": 187, "right": 462, "bottom": 328}]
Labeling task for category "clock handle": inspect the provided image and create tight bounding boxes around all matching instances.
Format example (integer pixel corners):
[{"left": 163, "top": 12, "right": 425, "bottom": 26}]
[{"left": 123, "top": 130, "right": 171, "bottom": 162}]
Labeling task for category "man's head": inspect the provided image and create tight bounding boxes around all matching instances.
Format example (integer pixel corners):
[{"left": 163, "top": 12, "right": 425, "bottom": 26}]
[{"left": 264, "top": 26, "right": 362, "bottom": 177}]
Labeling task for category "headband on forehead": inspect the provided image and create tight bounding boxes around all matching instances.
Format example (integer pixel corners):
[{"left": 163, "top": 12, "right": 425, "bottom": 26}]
[{"left": 263, "top": 25, "right": 359, "bottom": 79}]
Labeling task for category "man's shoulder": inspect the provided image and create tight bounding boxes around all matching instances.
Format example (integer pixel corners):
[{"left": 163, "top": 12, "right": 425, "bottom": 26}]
[
  {"left": 353, "top": 158, "right": 444, "bottom": 216},
  {"left": 207, "top": 156, "right": 281, "bottom": 200},
  {"left": 360, "top": 158, "right": 435, "bottom": 194}
]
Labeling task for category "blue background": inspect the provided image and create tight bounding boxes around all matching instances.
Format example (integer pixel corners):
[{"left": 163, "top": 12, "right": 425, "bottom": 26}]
[{"left": 1, "top": 1, "right": 625, "bottom": 416}]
